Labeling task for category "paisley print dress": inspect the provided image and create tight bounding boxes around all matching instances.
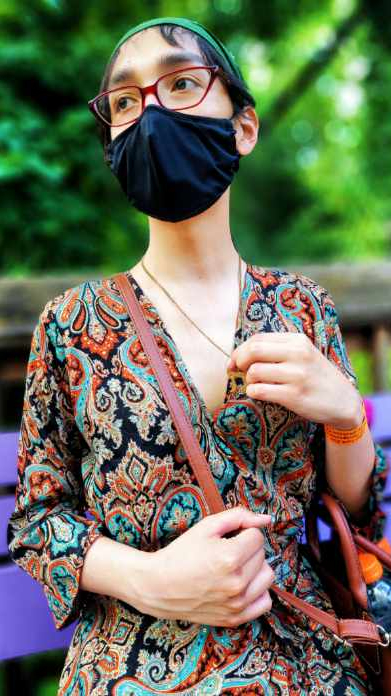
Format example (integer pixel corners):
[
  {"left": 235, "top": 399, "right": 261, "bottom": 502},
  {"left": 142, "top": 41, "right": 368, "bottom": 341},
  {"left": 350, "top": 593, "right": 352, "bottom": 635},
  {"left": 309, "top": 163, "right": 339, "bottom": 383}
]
[{"left": 7, "top": 263, "right": 388, "bottom": 695}]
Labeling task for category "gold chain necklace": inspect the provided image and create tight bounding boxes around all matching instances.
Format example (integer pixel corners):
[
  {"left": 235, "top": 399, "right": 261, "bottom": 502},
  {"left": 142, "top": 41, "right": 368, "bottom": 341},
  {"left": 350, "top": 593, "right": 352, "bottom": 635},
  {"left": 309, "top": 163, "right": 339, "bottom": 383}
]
[{"left": 140, "top": 255, "right": 244, "bottom": 359}]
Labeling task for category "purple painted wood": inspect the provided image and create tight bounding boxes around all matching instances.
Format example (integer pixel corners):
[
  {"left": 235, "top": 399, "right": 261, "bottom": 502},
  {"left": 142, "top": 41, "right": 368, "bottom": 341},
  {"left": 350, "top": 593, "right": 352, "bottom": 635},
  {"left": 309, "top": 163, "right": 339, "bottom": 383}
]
[
  {"left": 383, "top": 448, "right": 391, "bottom": 497},
  {"left": 366, "top": 393, "right": 391, "bottom": 443},
  {"left": 0, "top": 431, "right": 20, "bottom": 486},
  {"left": 0, "top": 431, "right": 76, "bottom": 659},
  {"left": 365, "top": 394, "right": 391, "bottom": 498},
  {"left": 383, "top": 502, "right": 391, "bottom": 543},
  {"left": 318, "top": 518, "right": 331, "bottom": 541},
  {"left": 0, "top": 495, "right": 15, "bottom": 556},
  {"left": 0, "top": 565, "right": 75, "bottom": 660}
]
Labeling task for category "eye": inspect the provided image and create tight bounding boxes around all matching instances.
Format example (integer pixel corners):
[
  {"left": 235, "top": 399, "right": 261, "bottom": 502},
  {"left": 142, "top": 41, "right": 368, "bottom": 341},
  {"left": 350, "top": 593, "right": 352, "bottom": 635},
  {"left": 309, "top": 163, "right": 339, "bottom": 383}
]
[
  {"left": 172, "top": 76, "right": 198, "bottom": 91},
  {"left": 117, "top": 96, "right": 135, "bottom": 111},
  {"left": 111, "top": 90, "right": 140, "bottom": 113}
]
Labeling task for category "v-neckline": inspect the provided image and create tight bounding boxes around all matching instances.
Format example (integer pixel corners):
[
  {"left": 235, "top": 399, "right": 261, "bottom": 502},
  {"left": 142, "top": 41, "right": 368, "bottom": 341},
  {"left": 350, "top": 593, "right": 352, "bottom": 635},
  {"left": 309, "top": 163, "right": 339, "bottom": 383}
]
[{"left": 125, "top": 262, "right": 251, "bottom": 422}]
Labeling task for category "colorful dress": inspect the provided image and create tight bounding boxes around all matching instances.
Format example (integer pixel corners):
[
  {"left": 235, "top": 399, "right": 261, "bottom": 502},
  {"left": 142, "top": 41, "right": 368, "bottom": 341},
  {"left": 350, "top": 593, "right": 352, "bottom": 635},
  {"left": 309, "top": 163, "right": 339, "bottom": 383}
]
[{"left": 7, "top": 263, "right": 388, "bottom": 695}]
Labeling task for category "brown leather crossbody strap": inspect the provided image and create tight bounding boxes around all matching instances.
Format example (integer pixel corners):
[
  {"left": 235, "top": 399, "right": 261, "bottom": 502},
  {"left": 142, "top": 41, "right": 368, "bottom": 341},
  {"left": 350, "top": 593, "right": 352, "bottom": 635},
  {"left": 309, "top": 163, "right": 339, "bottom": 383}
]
[
  {"left": 114, "top": 273, "right": 225, "bottom": 515},
  {"left": 271, "top": 585, "right": 382, "bottom": 645},
  {"left": 113, "top": 271, "right": 383, "bottom": 647},
  {"left": 321, "top": 493, "right": 368, "bottom": 609}
]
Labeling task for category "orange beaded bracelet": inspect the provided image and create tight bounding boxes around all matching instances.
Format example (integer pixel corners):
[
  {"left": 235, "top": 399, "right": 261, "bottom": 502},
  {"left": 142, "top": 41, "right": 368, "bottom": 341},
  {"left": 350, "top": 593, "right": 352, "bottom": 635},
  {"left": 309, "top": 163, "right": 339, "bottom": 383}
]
[{"left": 324, "top": 401, "right": 368, "bottom": 445}]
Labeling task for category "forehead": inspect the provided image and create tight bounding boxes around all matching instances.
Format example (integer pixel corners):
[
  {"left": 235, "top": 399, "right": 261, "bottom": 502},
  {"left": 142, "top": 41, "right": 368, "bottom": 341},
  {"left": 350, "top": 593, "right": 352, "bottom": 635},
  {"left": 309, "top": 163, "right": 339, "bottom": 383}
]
[{"left": 109, "top": 27, "right": 204, "bottom": 86}]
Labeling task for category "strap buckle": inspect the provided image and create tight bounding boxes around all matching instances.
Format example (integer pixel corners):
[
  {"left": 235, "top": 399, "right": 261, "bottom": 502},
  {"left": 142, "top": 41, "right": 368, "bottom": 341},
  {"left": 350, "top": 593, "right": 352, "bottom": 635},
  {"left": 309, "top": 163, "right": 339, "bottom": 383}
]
[
  {"left": 332, "top": 632, "right": 352, "bottom": 648},
  {"left": 333, "top": 625, "right": 390, "bottom": 648},
  {"left": 377, "top": 624, "right": 390, "bottom": 648}
]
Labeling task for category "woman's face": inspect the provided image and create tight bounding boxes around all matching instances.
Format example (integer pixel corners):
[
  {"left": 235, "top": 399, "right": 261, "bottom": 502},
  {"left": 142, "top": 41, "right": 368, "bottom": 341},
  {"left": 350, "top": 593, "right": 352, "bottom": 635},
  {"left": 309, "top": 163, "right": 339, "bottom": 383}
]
[{"left": 108, "top": 27, "right": 237, "bottom": 141}]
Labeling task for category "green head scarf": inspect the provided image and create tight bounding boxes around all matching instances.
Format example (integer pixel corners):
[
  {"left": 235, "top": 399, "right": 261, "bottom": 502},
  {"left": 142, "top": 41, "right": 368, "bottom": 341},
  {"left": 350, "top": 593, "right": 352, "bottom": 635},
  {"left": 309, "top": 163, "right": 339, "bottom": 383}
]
[{"left": 109, "top": 16, "right": 244, "bottom": 82}]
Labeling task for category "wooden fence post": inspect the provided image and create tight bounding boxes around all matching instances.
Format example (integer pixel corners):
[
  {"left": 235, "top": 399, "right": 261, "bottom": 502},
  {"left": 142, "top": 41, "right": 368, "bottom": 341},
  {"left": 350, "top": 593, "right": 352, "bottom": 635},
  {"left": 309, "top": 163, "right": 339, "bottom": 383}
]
[{"left": 372, "top": 324, "right": 390, "bottom": 392}]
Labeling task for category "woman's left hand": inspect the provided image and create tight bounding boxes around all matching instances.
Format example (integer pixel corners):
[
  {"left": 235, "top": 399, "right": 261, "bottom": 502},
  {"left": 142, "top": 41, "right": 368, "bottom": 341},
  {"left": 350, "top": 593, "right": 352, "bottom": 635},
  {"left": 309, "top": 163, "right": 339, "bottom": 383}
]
[{"left": 227, "top": 332, "right": 362, "bottom": 428}]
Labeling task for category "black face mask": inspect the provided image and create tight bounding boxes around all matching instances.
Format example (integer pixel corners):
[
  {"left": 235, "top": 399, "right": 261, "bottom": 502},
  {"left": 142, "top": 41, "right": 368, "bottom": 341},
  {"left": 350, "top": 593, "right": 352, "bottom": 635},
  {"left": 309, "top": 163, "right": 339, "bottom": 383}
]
[{"left": 106, "top": 104, "right": 241, "bottom": 222}]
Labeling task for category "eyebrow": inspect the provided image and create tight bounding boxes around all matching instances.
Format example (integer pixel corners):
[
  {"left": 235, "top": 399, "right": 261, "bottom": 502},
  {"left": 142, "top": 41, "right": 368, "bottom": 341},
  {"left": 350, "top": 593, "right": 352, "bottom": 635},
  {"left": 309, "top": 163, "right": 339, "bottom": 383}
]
[{"left": 109, "top": 51, "right": 206, "bottom": 87}]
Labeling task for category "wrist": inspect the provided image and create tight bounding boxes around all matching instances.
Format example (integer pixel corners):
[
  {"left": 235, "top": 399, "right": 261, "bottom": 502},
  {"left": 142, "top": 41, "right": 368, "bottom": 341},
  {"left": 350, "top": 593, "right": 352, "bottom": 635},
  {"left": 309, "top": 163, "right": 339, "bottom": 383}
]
[
  {"left": 326, "top": 393, "right": 364, "bottom": 430},
  {"left": 324, "top": 397, "right": 367, "bottom": 446},
  {"left": 118, "top": 546, "right": 155, "bottom": 607}
]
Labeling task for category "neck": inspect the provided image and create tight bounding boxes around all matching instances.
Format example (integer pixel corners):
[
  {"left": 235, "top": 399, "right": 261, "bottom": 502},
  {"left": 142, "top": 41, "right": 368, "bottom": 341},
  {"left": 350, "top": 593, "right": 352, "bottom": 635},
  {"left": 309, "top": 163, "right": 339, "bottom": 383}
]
[{"left": 141, "top": 188, "right": 241, "bottom": 288}]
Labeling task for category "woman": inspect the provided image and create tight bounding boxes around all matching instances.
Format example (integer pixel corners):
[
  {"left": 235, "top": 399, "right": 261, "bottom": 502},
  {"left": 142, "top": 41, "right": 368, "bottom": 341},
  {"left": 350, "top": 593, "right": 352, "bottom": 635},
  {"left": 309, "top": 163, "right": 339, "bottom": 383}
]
[{"left": 7, "top": 16, "right": 387, "bottom": 695}]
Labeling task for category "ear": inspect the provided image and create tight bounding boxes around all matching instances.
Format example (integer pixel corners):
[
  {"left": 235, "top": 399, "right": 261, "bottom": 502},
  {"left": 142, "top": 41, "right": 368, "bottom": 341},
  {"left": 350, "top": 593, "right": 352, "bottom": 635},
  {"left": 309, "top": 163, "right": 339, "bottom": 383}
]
[{"left": 232, "top": 106, "right": 259, "bottom": 156}]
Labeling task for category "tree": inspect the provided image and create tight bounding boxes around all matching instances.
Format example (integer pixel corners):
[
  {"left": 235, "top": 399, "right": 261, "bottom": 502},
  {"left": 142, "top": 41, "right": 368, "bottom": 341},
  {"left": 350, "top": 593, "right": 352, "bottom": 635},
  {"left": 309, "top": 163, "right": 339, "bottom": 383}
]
[{"left": 1, "top": 0, "right": 390, "bottom": 274}]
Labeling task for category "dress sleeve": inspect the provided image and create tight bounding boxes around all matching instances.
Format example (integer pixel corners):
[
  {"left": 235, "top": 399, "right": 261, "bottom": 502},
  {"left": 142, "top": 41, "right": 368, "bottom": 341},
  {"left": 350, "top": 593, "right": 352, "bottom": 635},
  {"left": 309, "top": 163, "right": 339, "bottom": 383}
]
[
  {"left": 7, "top": 301, "right": 105, "bottom": 630},
  {"left": 309, "top": 285, "right": 388, "bottom": 542}
]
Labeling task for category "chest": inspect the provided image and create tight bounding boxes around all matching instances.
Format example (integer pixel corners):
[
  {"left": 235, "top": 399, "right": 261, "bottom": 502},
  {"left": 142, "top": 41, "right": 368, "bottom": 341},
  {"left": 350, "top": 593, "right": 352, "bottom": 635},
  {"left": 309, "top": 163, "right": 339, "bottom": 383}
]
[
  {"left": 129, "top": 271, "right": 244, "bottom": 416},
  {"left": 66, "top": 274, "right": 319, "bottom": 547},
  {"left": 171, "top": 320, "right": 237, "bottom": 414}
]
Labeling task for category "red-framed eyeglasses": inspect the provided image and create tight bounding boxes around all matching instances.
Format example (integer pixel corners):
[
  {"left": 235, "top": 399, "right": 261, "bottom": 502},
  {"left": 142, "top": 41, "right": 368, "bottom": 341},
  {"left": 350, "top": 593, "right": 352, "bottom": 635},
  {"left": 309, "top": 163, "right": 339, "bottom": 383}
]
[{"left": 88, "top": 65, "right": 222, "bottom": 128}]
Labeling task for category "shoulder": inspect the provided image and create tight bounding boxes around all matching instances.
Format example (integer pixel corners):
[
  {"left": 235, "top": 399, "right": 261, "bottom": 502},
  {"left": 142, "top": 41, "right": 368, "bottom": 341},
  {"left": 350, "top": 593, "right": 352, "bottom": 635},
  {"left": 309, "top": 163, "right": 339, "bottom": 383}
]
[
  {"left": 35, "top": 274, "right": 126, "bottom": 360},
  {"left": 248, "top": 264, "right": 340, "bottom": 350},
  {"left": 249, "top": 263, "right": 334, "bottom": 311},
  {"left": 37, "top": 274, "right": 114, "bottom": 333}
]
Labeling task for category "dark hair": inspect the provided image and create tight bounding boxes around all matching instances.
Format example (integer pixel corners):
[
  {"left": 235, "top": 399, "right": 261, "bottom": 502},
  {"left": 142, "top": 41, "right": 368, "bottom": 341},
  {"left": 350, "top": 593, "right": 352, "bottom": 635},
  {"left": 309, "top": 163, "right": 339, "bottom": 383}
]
[{"left": 96, "top": 24, "right": 256, "bottom": 162}]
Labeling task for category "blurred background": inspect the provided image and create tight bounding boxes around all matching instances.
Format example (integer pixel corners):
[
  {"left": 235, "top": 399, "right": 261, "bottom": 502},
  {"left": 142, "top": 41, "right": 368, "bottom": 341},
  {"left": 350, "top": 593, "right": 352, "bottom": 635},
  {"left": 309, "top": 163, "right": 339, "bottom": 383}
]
[{"left": 0, "top": 0, "right": 390, "bottom": 693}]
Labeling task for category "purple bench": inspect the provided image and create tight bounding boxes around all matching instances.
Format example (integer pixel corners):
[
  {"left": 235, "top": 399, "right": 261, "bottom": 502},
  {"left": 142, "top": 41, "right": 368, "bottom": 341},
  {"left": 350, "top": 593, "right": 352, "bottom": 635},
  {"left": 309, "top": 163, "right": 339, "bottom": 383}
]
[
  {"left": 0, "top": 431, "right": 77, "bottom": 662},
  {"left": 364, "top": 393, "right": 391, "bottom": 540},
  {"left": 1, "top": 394, "right": 390, "bottom": 663}
]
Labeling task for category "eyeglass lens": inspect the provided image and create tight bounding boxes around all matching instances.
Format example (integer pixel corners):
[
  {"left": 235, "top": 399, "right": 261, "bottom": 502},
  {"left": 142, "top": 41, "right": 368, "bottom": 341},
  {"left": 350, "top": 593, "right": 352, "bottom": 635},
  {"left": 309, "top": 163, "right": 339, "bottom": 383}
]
[{"left": 96, "top": 68, "right": 212, "bottom": 126}]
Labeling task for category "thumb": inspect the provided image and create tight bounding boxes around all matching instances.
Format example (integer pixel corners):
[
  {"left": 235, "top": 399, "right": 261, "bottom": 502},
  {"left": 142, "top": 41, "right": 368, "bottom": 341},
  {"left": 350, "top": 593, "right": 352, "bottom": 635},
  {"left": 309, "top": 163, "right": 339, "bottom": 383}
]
[{"left": 204, "top": 506, "right": 271, "bottom": 539}]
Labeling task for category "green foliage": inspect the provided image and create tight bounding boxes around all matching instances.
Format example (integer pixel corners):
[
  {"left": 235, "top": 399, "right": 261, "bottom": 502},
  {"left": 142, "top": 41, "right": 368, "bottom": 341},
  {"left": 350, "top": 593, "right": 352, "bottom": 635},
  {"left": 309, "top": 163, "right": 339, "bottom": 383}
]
[
  {"left": 38, "top": 677, "right": 59, "bottom": 696},
  {"left": 350, "top": 348, "right": 374, "bottom": 394},
  {"left": 350, "top": 348, "right": 391, "bottom": 393},
  {"left": 0, "top": 0, "right": 390, "bottom": 274}
]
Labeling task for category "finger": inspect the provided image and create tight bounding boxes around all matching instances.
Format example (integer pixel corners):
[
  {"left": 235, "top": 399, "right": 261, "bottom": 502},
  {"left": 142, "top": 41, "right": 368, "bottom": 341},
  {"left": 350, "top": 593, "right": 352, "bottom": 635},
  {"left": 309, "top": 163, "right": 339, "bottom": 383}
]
[
  {"left": 226, "top": 357, "right": 235, "bottom": 371},
  {"left": 225, "top": 525, "right": 266, "bottom": 567},
  {"left": 205, "top": 507, "right": 271, "bottom": 539},
  {"left": 230, "top": 562, "right": 275, "bottom": 611},
  {"left": 230, "top": 333, "right": 308, "bottom": 370},
  {"left": 245, "top": 362, "right": 294, "bottom": 385},
  {"left": 231, "top": 343, "right": 296, "bottom": 373},
  {"left": 234, "top": 590, "right": 273, "bottom": 626},
  {"left": 246, "top": 382, "right": 292, "bottom": 403},
  {"left": 227, "top": 345, "right": 288, "bottom": 373},
  {"left": 235, "top": 331, "right": 300, "bottom": 354},
  {"left": 225, "top": 545, "right": 266, "bottom": 599}
]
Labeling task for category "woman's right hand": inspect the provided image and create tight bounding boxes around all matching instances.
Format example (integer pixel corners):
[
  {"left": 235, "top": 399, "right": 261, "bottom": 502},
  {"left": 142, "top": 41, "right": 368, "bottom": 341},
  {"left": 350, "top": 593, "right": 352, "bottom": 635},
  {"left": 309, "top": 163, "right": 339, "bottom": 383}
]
[{"left": 131, "top": 507, "right": 275, "bottom": 628}]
